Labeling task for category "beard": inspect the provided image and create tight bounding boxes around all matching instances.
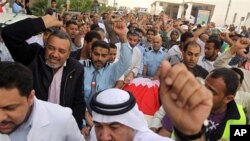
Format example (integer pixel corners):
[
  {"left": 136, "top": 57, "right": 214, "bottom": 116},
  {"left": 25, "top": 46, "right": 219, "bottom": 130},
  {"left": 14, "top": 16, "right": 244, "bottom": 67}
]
[
  {"left": 93, "top": 61, "right": 105, "bottom": 69},
  {"left": 0, "top": 121, "right": 21, "bottom": 134},
  {"left": 45, "top": 56, "right": 64, "bottom": 69}
]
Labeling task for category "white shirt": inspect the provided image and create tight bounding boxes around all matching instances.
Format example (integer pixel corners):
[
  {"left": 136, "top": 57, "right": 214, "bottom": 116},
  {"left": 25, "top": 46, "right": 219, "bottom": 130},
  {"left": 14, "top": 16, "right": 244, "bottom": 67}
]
[
  {"left": 115, "top": 42, "right": 142, "bottom": 77},
  {"left": 198, "top": 56, "right": 215, "bottom": 72},
  {"left": 166, "top": 45, "right": 182, "bottom": 65}
]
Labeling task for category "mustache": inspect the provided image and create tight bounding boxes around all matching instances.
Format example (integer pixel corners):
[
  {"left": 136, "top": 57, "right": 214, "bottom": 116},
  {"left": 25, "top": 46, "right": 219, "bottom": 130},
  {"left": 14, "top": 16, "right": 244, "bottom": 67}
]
[
  {"left": 94, "top": 61, "right": 103, "bottom": 64},
  {"left": 0, "top": 121, "right": 13, "bottom": 125}
]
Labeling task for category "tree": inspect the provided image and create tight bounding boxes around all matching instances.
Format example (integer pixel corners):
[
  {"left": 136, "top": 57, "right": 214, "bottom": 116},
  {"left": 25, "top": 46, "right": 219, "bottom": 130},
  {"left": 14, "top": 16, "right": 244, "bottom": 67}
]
[
  {"left": 31, "top": 0, "right": 114, "bottom": 16},
  {"left": 31, "top": 0, "right": 66, "bottom": 16}
]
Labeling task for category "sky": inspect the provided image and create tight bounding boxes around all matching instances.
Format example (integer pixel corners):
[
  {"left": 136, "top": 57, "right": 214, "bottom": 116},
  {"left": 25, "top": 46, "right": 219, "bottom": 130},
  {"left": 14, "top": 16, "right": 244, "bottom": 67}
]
[{"left": 109, "top": 0, "right": 250, "bottom": 26}]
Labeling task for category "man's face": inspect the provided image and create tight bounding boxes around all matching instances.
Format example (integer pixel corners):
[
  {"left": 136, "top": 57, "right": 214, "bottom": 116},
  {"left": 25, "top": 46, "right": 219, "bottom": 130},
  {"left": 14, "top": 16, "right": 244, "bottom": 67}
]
[
  {"left": 82, "top": 24, "right": 90, "bottom": 34},
  {"left": 86, "top": 38, "right": 99, "bottom": 53},
  {"left": 66, "top": 24, "right": 78, "bottom": 38},
  {"left": 0, "top": 88, "right": 34, "bottom": 134},
  {"left": 183, "top": 45, "right": 200, "bottom": 68},
  {"left": 127, "top": 35, "right": 139, "bottom": 48},
  {"left": 64, "top": 15, "right": 72, "bottom": 22},
  {"left": 204, "top": 42, "right": 219, "bottom": 60},
  {"left": 205, "top": 76, "right": 229, "bottom": 114},
  {"left": 51, "top": 2, "right": 57, "bottom": 9},
  {"left": 95, "top": 122, "right": 135, "bottom": 141},
  {"left": 146, "top": 31, "right": 155, "bottom": 42},
  {"left": 91, "top": 47, "right": 109, "bottom": 69},
  {"left": 171, "top": 33, "right": 179, "bottom": 42},
  {"left": 153, "top": 24, "right": 160, "bottom": 33},
  {"left": 45, "top": 36, "right": 71, "bottom": 69},
  {"left": 152, "top": 36, "right": 162, "bottom": 51},
  {"left": 92, "top": 14, "right": 99, "bottom": 24},
  {"left": 109, "top": 48, "right": 117, "bottom": 63}
]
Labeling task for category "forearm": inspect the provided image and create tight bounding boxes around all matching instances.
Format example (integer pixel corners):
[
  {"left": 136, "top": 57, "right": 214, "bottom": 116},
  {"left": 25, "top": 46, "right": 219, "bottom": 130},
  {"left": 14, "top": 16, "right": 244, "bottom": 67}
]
[
  {"left": 118, "top": 34, "right": 127, "bottom": 43},
  {"left": 2, "top": 18, "right": 45, "bottom": 64},
  {"left": 193, "top": 26, "right": 208, "bottom": 39},
  {"left": 111, "top": 43, "right": 132, "bottom": 81},
  {"left": 74, "top": 35, "right": 83, "bottom": 47},
  {"left": 213, "top": 49, "right": 235, "bottom": 69}
]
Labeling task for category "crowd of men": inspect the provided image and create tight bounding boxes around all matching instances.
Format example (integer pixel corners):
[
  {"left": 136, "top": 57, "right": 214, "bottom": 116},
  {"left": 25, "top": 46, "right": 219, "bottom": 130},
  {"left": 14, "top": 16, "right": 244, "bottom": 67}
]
[{"left": 1, "top": 0, "right": 250, "bottom": 141}]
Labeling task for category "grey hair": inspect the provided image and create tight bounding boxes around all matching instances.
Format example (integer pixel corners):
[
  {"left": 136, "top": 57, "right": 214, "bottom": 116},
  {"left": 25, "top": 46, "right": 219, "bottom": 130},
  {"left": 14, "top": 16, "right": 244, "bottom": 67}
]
[{"left": 47, "top": 29, "right": 72, "bottom": 51}]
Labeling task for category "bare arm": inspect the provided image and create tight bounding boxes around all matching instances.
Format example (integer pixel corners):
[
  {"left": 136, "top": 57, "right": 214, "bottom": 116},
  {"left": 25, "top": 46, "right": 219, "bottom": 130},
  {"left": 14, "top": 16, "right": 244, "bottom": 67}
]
[{"left": 159, "top": 60, "right": 213, "bottom": 140}]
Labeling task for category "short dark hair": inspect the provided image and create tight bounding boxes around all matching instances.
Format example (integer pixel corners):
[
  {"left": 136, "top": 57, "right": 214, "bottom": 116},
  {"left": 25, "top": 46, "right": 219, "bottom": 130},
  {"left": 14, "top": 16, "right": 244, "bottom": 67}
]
[
  {"left": 127, "top": 30, "right": 139, "bottom": 37},
  {"left": 183, "top": 41, "right": 201, "bottom": 52},
  {"left": 65, "top": 20, "right": 78, "bottom": 27},
  {"left": 180, "top": 32, "right": 193, "bottom": 43},
  {"left": 170, "top": 30, "right": 180, "bottom": 36},
  {"left": 109, "top": 43, "right": 117, "bottom": 49},
  {"left": 90, "top": 23, "right": 100, "bottom": 30},
  {"left": 206, "top": 39, "right": 221, "bottom": 50},
  {"left": 91, "top": 40, "right": 110, "bottom": 52},
  {"left": 209, "top": 68, "right": 239, "bottom": 96},
  {"left": 0, "top": 62, "right": 33, "bottom": 97},
  {"left": 146, "top": 29, "right": 157, "bottom": 35},
  {"left": 93, "top": 27, "right": 105, "bottom": 33},
  {"left": 134, "top": 27, "right": 144, "bottom": 35},
  {"left": 84, "top": 31, "right": 101, "bottom": 43},
  {"left": 231, "top": 67, "right": 244, "bottom": 84}
]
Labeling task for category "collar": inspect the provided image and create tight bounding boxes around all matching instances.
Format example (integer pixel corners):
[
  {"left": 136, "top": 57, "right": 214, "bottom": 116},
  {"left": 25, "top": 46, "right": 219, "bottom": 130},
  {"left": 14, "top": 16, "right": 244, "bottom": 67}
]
[
  {"left": 224, "top": 100, "right": 241, "bottom": 120},
  {"left": 0, "top": 42, "right": 4, "bottom": 52}
]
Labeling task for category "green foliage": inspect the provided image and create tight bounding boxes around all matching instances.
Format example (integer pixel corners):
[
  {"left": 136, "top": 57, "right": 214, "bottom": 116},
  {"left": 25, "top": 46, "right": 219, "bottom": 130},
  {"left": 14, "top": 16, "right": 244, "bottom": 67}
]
[
  {"left": 70, "top": 0, "right": 92, "bottom": 12},
  {"left": 31, "top": 0, "right": 66, "bottom": 16},
  {"left": 31, "top": 0, "right": 113, "bottom": 16}
]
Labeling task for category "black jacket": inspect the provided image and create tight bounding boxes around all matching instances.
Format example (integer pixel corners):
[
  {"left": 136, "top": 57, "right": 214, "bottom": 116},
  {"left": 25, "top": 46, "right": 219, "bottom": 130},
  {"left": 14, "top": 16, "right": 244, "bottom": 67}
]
[{"left": 2, "top": 18, "right": 85, "bottom": 129}]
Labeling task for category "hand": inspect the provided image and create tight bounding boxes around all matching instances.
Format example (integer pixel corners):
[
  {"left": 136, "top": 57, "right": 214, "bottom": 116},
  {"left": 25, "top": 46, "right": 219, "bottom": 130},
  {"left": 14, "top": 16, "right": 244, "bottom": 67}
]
[
  {"left": 230, "top": 38, "right": 250, "bottom": 58},
  {"left": 113, "top": 20, "right": 127, "bottom": 42},
  {"left": 207, "top": 22, "right": 215, "bottom": 29},
  {"left": 85, "top": 111, "right": 94, "bottom": 127},
  {"left": 42, "top": 15, "right": 63, "bottom": 29},
  {"left": 159, "top": 61, "right": 212, "bottom": 135},
  {"left": 124, "top": 72, "right": 134, "bottom": 84},
  {"left": 219, "top": 32, "right": 230, "bottom": 41},
  {"left": 81, "top": 127, "right": 91, "bottom": 138}
]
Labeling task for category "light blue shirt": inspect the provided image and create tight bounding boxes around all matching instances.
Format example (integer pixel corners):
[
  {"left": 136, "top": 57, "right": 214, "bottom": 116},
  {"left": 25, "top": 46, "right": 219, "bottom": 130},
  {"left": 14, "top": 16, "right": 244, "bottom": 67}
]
[
  {"left": 80, "top": 43, "right": 132, "bottom": 103},
  {"left": 143, "top": 47, "right": 167, "bottom": 77},
  {"left": 0, "top": 42, "right": 14, "bottom": 62},
  {"left": 9, "top": 106, "right": 34, "bottom": 141},
  {"left": 12, "top": 2, "right": 23, "bottom": 14}
]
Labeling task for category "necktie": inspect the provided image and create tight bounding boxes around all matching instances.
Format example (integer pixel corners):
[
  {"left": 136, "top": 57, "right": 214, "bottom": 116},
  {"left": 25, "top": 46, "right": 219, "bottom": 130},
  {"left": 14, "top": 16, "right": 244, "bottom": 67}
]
[{"left": 87, "top": 69, "right": 99, "bottom": 112}]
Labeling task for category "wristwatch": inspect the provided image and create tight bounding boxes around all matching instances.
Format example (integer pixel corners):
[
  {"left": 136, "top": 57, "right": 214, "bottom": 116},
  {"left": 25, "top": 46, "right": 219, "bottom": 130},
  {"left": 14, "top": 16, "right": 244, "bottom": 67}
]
[{"left": 174, "top": 120, "right": 208, "bottom": 141}]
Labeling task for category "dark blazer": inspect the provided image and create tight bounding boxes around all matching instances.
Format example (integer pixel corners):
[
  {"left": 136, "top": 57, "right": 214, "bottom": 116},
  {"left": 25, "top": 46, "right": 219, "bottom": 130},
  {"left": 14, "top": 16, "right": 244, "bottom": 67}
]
[{"left": 2, "top": 17, "right": 85, "bottom": 129}]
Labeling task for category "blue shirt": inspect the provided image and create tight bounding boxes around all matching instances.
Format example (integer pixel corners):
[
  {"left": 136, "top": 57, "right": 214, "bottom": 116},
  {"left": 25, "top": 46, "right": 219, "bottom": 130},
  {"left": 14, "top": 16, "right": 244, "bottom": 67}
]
[
  {"left": 12, "top": 2, "right": 23, "bottom": 14},
  {"left": 9, "top": 104, "right": 34, "bottom": 141},
  {"left": 0, "top": 42, "right": 14, "bottom": 62},
  {"left": 143, "top": 47, "right": 167, "bottom": 77},
  {"left": 80, "top": 43, "right": 132, "bottom": 103}
]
